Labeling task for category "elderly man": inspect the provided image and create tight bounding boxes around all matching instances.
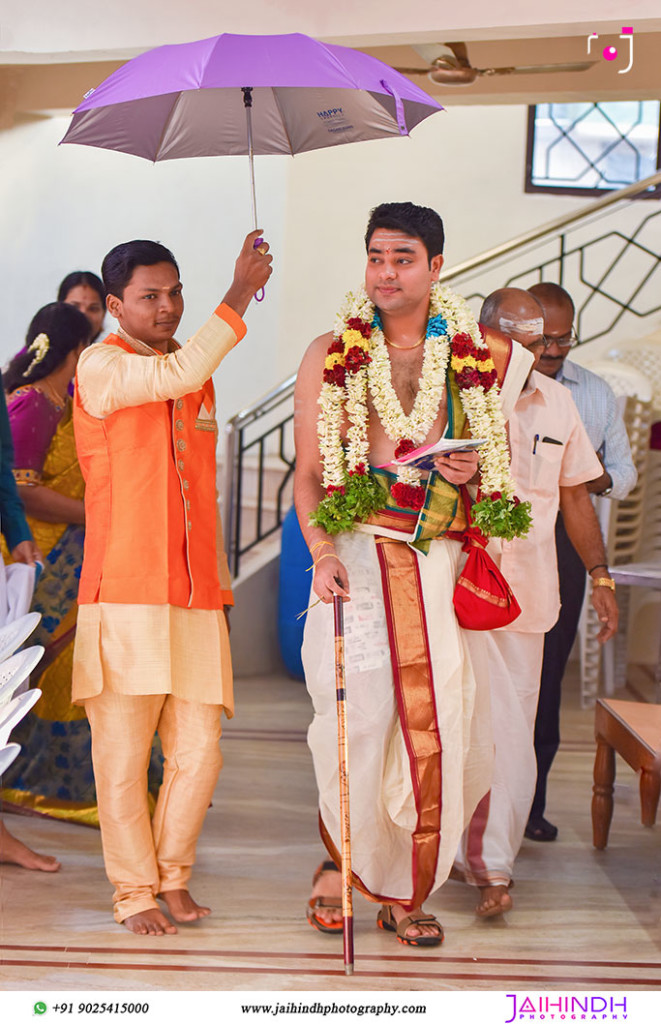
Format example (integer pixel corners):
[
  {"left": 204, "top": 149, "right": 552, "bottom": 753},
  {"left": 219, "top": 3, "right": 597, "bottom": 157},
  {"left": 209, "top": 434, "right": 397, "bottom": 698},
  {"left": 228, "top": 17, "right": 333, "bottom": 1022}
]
[
  {"left": 454, "top": 288, "right": 618, "bottom": 917},
  {"left": 524, "top": 283, "right": 636, "bottom": 841}
]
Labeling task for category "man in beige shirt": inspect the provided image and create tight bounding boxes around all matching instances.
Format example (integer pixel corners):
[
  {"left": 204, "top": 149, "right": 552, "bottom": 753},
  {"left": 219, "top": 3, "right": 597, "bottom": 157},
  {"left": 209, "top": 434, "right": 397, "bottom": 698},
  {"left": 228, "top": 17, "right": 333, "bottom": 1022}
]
[
  {"left": 73, "top": 231, "right": 272, "bottom": 935},
  {"left": 454, "top": 288, "right": 618, "bottom": 917}
]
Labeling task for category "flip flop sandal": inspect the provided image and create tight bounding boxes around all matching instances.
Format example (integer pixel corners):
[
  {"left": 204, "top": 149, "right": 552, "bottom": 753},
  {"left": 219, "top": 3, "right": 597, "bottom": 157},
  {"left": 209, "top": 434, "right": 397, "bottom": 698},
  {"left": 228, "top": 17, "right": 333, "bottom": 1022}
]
[
  {"left": 306, "top": 860, "right": 343, "bottom": 934},
  {"left": 377, "top": 905, "right": 444, "bottom": 947}
]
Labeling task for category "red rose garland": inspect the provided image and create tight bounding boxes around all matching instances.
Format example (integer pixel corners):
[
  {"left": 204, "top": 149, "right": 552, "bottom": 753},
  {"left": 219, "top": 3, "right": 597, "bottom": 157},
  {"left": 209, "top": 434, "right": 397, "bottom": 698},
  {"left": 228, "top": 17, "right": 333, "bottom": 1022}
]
[{"left": 311, "top": 283, "right": 532, "bottom": 536}]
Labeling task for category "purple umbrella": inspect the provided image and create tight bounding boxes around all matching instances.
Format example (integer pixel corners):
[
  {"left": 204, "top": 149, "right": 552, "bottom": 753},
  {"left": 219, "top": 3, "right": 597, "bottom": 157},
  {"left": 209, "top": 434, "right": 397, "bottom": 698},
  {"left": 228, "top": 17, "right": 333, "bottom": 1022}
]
[{"left": 61, "top": 32, "right": 443, "bottom": 230}]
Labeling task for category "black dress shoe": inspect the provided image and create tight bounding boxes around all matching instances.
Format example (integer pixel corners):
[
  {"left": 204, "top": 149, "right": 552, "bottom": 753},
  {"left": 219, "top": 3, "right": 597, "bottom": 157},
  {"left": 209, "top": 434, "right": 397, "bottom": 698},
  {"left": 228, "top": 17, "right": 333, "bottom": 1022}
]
[{"left": 524, "top": 817, "right": 558, "bottom": 842}]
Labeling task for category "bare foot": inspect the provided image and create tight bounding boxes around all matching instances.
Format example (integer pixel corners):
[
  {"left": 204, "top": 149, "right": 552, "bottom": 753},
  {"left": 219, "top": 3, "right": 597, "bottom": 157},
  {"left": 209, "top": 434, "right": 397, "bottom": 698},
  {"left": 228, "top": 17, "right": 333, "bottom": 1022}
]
[
  {"left": 476, "top": 884, "right": 513, "bottom": 918},
  {"left": 0, "top": 821, "right": 61, "bottom": 872},
  {"left": 390, "top": 903, "right": 443, "bottom": 942},
  {"left": 122, "top": 908, "right": 177, "bottom": 935},
  {"left": 307, "top": 861, "right": 342, "bottom": 930},
  {"left": 159, "top": 889, "right": 210, "bottom": 923}
]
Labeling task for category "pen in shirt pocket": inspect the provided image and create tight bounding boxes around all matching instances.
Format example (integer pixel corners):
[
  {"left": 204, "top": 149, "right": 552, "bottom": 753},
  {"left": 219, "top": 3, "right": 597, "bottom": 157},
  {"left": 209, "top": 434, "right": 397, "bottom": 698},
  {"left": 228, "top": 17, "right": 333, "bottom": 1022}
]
[{"left": 532, "top": 434, "right": 563, "bottom": 454}]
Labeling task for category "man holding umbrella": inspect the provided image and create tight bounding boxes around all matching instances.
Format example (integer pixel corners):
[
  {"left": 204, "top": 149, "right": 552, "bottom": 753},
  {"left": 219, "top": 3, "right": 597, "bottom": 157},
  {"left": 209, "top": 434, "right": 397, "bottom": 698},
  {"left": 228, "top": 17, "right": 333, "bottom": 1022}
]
[
  {"left": 294, "top": 202, "right": 532, "bottom": 945},
  {"left": 72, "top": 230, "right": 272, "bottom": 935}
]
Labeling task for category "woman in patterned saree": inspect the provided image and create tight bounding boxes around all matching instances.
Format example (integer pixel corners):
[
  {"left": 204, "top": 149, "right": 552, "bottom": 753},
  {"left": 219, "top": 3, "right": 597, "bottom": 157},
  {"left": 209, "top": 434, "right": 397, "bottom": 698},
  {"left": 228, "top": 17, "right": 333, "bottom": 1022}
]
[
  {"left": 0, "top": 302, "right": 95, "bottom": 823},
  {"left": 1, "top": 304, "right": 164, "bottom": 828}
]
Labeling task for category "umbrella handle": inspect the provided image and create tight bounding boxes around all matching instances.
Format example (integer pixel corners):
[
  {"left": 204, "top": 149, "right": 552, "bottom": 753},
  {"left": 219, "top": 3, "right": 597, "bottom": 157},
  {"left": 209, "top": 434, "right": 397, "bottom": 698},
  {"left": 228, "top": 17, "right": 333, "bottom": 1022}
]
[
  {"left": 253, "top": 237, "right": 266, "bottom": 302},
  {"left": 244, "top": 88, "right": 265, "bottom": 301}
]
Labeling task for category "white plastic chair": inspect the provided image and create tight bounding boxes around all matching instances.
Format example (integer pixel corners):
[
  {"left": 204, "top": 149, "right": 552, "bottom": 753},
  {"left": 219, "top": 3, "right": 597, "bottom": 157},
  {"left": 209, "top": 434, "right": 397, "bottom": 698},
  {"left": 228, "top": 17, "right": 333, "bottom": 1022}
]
[
  {"left": 0, "top": 610, "right": 42, "bottom": 770},
  {"left": 574, "top": 360, "right": 653, "bottom": 707}
]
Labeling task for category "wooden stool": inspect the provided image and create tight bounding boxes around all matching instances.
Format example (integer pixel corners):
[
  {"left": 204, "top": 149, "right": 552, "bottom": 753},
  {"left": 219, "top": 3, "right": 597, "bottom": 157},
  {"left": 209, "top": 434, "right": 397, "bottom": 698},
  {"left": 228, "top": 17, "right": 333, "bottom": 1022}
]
[{"left": 592, "top": 698, "right": 661, "bottom": 849}]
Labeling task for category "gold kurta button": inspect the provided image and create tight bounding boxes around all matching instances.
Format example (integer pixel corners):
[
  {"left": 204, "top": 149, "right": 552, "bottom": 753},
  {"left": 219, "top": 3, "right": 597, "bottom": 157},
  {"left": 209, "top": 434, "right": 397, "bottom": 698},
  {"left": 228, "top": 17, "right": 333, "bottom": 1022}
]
[
  {"left": 178, "top": 459, "right": 185, "bottom": 470},
  {"left": 176, "top": 439, "right": 186, "bottom": 452},
  {"left": 187, "top": 521, "right": 192, "bottom": 530},
  {"left": 183, "top": 480, "right": 189, "bottom": 489},
  {"left": 176, "top": 419, "right": 184, "bottom": 431},
  {"left": 186, "top": 500, "right": 191, "bottom": 510},
  {"left": 176, "top": 399, "right": 183, "bottom": 410}
]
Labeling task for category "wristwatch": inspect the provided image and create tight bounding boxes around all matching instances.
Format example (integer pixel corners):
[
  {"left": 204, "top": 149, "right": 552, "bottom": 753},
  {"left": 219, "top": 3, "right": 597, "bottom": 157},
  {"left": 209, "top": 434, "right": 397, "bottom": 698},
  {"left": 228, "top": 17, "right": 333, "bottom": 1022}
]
[
  {"left": 592, "top": 577, "right": 616, "bottom": 592},
  {"left": 599, "top": 485, "right": 613, "bottom": 496}
]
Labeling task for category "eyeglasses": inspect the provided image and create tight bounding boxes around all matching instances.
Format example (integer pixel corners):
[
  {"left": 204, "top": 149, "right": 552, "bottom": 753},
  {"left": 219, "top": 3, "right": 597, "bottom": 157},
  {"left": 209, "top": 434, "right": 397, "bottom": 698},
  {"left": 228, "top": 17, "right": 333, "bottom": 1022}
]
[
  {"left": 527, "top": 329, "right": 578, "bottom": 353},
  {"left": 539, "top": 329, "right": 578, "bottom": 351}
]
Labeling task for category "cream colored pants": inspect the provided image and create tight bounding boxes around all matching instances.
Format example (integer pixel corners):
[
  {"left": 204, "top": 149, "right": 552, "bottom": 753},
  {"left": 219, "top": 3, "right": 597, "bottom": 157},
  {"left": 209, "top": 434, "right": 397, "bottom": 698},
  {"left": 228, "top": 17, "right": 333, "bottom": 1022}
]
[{"left": 85, "top": 690, "right": 223, "bottom": 923}]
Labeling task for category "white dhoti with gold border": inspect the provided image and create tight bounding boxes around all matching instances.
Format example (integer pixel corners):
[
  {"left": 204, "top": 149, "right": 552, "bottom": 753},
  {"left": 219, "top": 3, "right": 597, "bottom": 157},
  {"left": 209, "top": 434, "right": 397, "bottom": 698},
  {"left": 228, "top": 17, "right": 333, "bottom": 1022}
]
[
  {"left": 455, "top": 630, "right": 544, "bottom": 886},
  {"left": 303, "top": 527, "right": 492, "bottom": 908}
]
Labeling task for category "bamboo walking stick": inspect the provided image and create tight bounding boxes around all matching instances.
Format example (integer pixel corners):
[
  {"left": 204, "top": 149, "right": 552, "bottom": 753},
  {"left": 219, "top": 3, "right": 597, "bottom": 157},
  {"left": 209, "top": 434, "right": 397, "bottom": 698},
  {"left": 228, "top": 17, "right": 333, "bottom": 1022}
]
[{"left": 333, "top": 592, "right": 354, "bottom": 975}]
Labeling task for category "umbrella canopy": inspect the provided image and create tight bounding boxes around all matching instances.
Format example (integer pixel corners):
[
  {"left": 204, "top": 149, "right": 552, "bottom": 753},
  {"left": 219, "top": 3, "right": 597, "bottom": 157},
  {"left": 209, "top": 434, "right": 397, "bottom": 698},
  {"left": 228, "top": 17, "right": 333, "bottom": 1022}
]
[{"left": 61, "top": 32, "right": 443, "bottom": 161}]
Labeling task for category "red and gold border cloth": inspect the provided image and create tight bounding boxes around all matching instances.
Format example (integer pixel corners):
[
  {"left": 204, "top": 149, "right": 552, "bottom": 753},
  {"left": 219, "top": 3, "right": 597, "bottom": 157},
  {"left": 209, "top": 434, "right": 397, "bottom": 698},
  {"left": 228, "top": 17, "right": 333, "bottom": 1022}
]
[{"left": 320, "top": 536, "right": 442, "bottom": 912}]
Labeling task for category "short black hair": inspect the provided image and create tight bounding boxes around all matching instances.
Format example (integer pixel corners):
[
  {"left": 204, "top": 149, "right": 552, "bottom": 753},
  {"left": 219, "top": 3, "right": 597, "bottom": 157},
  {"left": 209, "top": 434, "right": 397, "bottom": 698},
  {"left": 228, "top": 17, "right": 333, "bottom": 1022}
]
[
  {"left": 57, "top": 270, "right": 106, "bottom": 306},
  {"left": 4, "top": 302, "right": 92, "bottom": 394},
  {"left": 365, "top": 202, "right": 444, "bottom": 264},
  {"left": 101, "top": 240, "right": 180, "bottom": 299},
  {"left": 528, "top": 282, "right": 575, "bottom": 317}
]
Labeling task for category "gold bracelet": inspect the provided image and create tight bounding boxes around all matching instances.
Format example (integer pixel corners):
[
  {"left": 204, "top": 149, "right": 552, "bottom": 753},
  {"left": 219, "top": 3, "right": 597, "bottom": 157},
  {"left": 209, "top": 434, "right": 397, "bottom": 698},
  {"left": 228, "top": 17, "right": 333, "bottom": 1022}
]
[
  {"left": 313, "top": 552, "right": 338, "bottom": 568},
  {"left": 592, "top": 577, "right": 616, "bottom": 592},
  {"left": 310, "top": 539, "right": 334, "bottom": 556}
]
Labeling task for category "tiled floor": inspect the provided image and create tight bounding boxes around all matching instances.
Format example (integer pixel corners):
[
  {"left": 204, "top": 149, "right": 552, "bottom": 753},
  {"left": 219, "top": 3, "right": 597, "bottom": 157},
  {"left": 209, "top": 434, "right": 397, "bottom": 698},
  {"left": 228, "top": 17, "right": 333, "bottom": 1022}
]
[{"left": 1, "top": 668, "right": 660, "bottom": 992}]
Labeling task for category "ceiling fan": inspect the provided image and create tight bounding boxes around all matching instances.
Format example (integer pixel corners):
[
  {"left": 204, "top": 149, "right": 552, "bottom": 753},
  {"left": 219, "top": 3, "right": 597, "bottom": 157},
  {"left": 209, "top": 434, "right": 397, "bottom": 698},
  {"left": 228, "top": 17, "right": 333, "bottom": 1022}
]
[{"left": 395, "top": 42, "right": 597, "bottom": 86}]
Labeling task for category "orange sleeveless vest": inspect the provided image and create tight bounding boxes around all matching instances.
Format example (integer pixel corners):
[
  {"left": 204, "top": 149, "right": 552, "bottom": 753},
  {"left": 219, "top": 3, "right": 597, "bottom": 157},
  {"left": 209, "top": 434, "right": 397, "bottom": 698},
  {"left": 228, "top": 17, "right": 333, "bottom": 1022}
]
[{"left": 74, "top": 334, "right": 225, "bottom": 609}]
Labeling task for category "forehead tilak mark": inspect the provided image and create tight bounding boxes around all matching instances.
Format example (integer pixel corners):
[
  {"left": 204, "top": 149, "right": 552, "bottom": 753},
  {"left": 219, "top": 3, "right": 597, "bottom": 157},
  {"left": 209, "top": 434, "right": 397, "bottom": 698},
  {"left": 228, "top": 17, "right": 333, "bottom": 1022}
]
[{"left": 498, "top": 316, "right": 544, "bottom": 337}]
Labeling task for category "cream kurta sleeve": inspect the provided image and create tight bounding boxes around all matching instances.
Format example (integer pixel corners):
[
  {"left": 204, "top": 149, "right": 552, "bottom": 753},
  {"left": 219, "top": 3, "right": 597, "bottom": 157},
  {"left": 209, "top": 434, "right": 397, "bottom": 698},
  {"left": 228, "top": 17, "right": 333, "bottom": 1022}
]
[
  {"left": 73, "top": 303, "right": 243, "bottom": 707},
  {"left": 77, "top": 304, "right": 246, "bottom": 419}
]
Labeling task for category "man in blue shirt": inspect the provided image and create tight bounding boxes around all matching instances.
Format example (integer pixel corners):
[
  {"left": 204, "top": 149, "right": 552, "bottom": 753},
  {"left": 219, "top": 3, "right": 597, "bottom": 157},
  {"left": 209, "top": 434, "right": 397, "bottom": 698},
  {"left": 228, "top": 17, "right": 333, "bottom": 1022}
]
[{"left": 525, "top": 283, "right": 637, "bottom": 841}]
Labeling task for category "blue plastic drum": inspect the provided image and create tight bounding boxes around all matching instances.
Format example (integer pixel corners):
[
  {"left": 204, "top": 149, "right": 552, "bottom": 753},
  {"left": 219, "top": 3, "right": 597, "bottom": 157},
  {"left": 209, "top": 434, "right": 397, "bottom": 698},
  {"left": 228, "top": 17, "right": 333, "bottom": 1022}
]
[{"left": 277, "top": 506, "right": 312, "bottom": 680}]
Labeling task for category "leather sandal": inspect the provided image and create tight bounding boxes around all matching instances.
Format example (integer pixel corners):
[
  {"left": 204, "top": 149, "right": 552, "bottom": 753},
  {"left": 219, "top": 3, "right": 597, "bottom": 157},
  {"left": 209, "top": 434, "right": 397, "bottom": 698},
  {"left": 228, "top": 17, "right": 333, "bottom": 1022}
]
[
  {"left": 306, "top": 860, "right": 343, "bottom": 934},
  {"left": 377, "top": 904, "right": 444, "bottom": 947}
]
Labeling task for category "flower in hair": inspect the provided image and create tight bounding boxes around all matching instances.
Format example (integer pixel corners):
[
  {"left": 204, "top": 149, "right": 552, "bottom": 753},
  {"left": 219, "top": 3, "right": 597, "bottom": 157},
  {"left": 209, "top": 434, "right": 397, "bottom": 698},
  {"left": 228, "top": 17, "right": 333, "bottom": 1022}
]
[{"left": 23, "top": 333, "right": 51, "bottom": 376}]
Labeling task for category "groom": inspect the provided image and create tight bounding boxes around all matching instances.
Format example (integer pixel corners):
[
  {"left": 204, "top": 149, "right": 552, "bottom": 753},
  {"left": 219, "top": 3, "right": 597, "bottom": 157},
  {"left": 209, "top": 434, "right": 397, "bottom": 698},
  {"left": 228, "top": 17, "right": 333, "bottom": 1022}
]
[{"left": 294, "top": 202, "right": 532, "bottom": 944}]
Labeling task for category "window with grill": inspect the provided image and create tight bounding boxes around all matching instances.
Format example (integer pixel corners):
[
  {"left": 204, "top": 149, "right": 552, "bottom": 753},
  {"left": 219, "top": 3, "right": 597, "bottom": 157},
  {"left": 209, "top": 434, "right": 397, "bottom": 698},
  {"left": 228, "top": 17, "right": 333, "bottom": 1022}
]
[{"left": 525, "top": 101, "right": 661, "bottom": 198}]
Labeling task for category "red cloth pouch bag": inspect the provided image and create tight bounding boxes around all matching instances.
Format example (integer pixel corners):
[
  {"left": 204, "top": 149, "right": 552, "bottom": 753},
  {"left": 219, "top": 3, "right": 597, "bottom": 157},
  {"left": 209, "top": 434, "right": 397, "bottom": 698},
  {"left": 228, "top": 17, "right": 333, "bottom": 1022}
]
[{"left": 453, "top": 527, "right": 521, "bottom": 630}]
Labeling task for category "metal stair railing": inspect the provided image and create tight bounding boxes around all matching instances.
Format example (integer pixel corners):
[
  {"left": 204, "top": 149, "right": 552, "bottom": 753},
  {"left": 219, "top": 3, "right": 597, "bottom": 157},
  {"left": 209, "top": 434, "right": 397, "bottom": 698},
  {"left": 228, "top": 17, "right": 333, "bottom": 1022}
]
[
  {"left": 222, "top": 374, "right": 296, "bottom": 578},
  {"left": 439, "top": 169, "right": 661, "bottom": 344},
  {"left": 223, "top": 169, "right": 661, "bottom": 577}
]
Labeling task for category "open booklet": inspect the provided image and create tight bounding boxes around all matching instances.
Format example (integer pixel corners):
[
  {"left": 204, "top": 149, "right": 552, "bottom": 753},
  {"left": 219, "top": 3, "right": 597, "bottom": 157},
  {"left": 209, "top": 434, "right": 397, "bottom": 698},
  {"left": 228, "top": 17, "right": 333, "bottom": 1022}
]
[{"left": 378, "top": 437, "right": 487, "bottom": 473}]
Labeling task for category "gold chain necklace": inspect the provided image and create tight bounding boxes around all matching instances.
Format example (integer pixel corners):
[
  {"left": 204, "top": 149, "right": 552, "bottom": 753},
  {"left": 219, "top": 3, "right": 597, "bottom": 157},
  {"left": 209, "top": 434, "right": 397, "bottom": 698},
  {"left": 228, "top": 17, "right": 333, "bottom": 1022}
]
[
  {"left": 383, "top": 333, "right": 425, "bottom": 350},
  {"left": 38, "top": 378, "right": 67, "bottom": 408}
]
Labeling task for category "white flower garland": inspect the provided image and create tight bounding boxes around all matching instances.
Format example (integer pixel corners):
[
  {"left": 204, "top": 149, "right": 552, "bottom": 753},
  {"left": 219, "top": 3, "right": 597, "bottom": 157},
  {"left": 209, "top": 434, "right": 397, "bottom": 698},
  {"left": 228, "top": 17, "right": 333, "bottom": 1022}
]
[{"left": 316, "top": 281, "right": 517, "bottom": 515}]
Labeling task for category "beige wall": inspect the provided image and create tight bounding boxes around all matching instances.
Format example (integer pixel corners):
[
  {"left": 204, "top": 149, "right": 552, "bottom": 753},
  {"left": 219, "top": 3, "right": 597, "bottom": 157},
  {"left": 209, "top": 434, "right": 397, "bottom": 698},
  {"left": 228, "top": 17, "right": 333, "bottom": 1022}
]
[
  {"left": 0, "top": 114, "right": 287, "bottom": 417},
  {"left": 2, "top": 102, "right": 659, "bottom": 416}
]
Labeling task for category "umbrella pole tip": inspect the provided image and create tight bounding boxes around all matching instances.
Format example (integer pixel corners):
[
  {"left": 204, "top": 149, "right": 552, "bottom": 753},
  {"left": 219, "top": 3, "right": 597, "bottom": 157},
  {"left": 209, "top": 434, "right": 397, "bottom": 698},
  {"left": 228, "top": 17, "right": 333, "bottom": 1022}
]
[{"left": 344, "top": 964, "right": 354, "bottom": 976}]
